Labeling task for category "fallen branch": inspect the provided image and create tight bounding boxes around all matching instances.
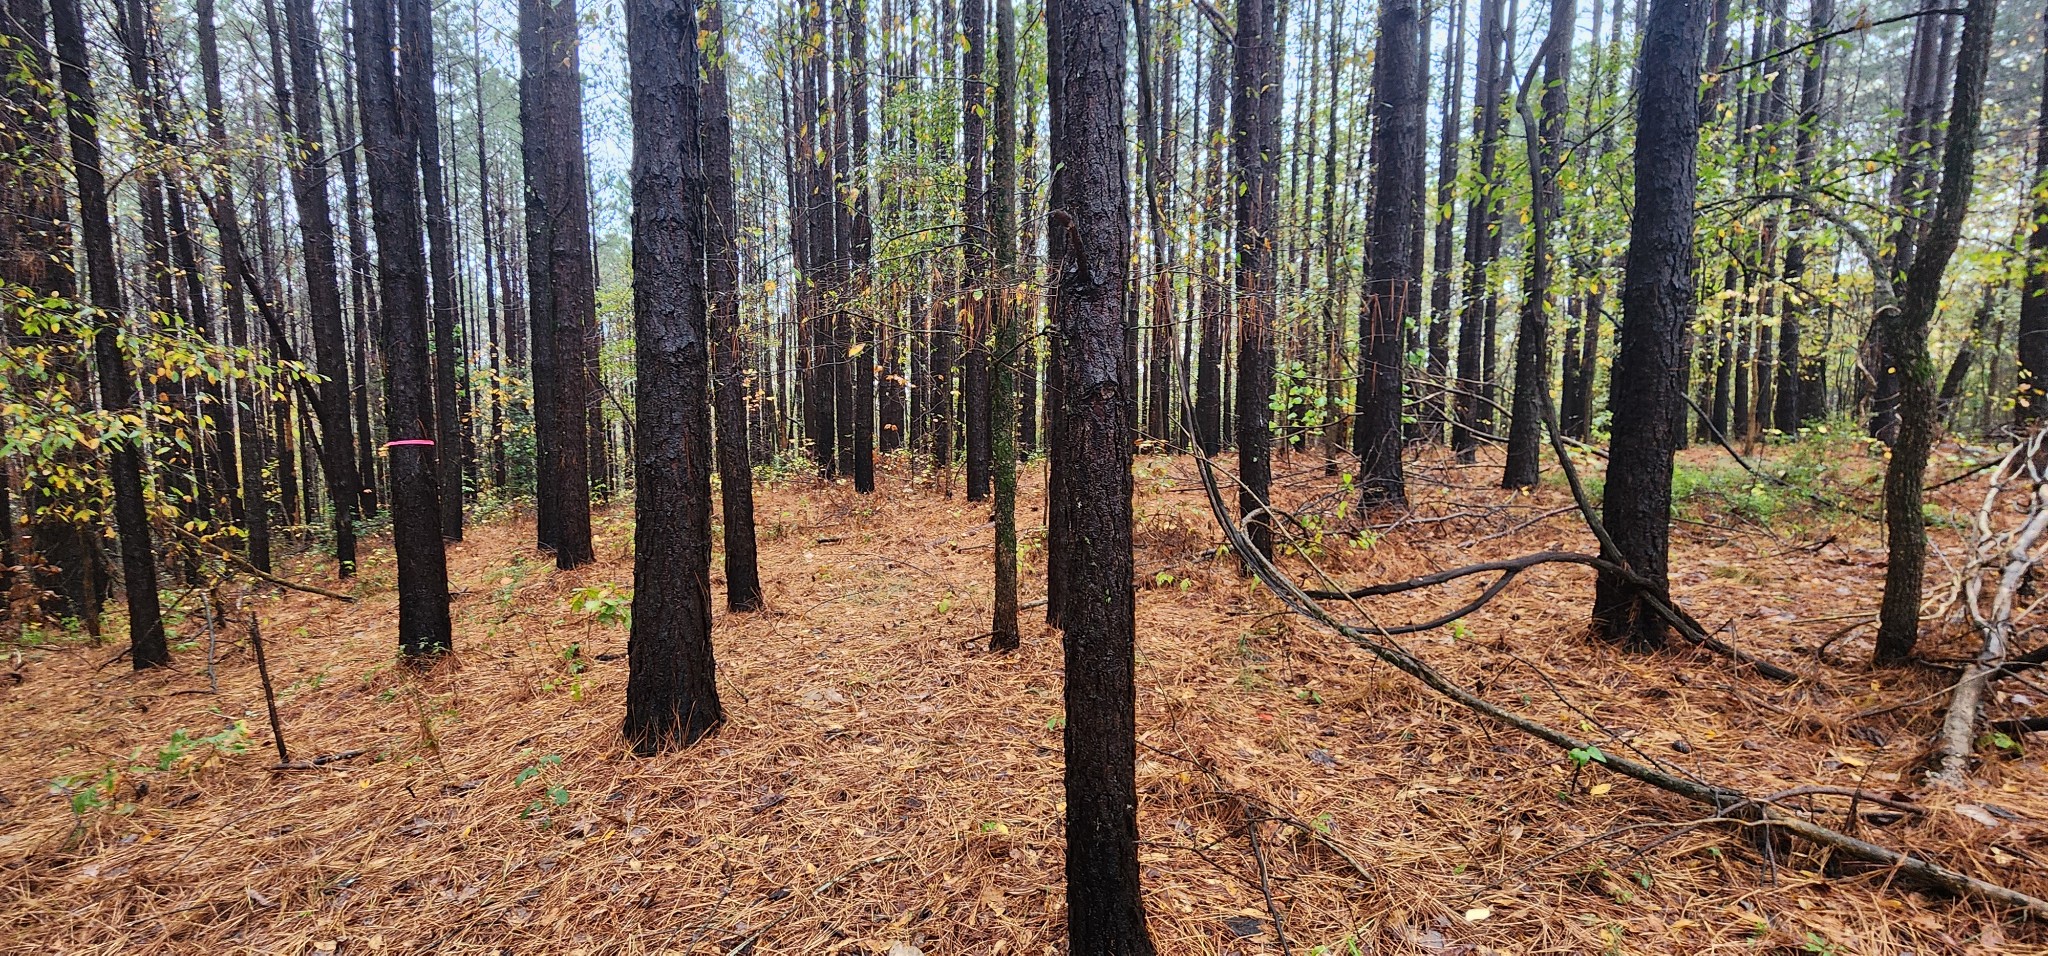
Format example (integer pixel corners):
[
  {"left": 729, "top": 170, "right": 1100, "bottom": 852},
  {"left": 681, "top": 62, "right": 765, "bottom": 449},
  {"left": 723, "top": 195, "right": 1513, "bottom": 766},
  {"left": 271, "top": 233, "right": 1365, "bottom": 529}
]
[
  {"left": 170, "top": 525, "right": 356, "bottom": 603},
  {"left": 1190, "top": 453, "right": 2048, "bottom": 918},
  {"left": 1934, "top": 429, "right": 2048, "bottom": 786}
]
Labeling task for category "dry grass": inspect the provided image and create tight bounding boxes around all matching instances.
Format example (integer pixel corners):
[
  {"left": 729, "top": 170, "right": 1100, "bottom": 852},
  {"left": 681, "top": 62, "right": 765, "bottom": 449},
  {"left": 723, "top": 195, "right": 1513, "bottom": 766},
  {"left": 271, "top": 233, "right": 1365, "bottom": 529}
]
[{"left": 2, "top": 444, "right": 2045, "bottom": 954}]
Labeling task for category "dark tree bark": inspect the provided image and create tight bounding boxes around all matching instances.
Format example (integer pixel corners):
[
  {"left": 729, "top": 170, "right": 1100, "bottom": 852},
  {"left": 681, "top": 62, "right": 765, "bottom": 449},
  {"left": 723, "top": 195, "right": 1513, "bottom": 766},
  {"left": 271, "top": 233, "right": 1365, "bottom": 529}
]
[
  {"left": 2017, "top": 3, "right": 2048, "bottom": 424},
  {"left": 989, "top": 0, "right": 1020, "bottom": 652},
  {"left": 1047, "top": 0, "right": 1155, "bottom": 942},
  {"left": 1233, "top": 0, "right": 1280, "bottom": 559},
  {"left": 1872, "top": 0, "right": 1998, "bottom": 665},
  {"left": 398, "top": 0, "right": 465, "bottom": 540},
  {"left": 1502, "top": 0, "right": 1574, "bottom": 488},
  {"left": 49, "top": 0, "right": 166, "bottom": 667},
  {"left": 829, "top": 6, "right": 855, "bottom": 485},
  {"left": 1193, "top": 29, "right": 1227, "bottom": 456},
  {"left": 1452, "top": 0, "right": 1505, "bottom": 462},
  {"left": 848, "top": 0, "right": 876, "bottom": 494},
  {"left": 1355, "top": 0, "right": 1423, "bottom": 507},
  {"left": 701, "top": 0, "right": 763, "bottom": 612},
  {"left": 1590, "top": 0, "right": 1706, "bottom": 652},
  {"left": 281, "top": 0, "right": 363, "bottom": 574},
  {"left": 518, "top": 0, "right": 596, "bottom": 568},
  {"left": 963, "top": 0, "right": 991, "bottom": 501},
  {"left": 1774, "top": 0, "right": 1834, "bottom": 431},
  {"left": 1135, "top": 0, "right": 1174, "bottom": 447},
  {"left": 4, "top": 0, "right": 107, "bottom": 624},
  {"left": 337, "top": 3, "right": 383, "bottom": 519},
  {"left": 623, "top": 0, "right": 723, "bottom": 752},
  {"left": 352, "top": 0, "right": 453, "bottom": 656},
  {"left": 1318, "top": 0, "right": 1351, "bottom": 465},
  {"left": 1426, "top": 0, "right": 1466, "bottom": 445}
]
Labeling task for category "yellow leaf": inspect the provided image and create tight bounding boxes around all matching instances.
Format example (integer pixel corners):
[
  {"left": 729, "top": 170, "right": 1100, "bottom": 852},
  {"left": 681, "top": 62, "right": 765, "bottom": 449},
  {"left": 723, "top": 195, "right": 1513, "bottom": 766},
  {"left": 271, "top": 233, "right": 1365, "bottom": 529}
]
[{"left": 1589, "top": 783, "right": 1613, "bottom": 796}]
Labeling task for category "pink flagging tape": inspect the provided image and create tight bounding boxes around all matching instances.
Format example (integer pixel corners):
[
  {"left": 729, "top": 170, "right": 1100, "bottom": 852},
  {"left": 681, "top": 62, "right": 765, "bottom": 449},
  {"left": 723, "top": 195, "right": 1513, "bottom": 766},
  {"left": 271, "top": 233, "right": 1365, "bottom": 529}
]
[{"left": 385, "top": 439, "right": 436, "bottom": 447}]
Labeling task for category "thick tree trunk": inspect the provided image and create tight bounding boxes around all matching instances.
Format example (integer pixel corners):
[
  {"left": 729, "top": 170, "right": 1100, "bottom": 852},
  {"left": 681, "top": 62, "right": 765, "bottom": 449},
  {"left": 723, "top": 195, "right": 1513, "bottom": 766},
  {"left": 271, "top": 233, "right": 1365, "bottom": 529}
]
[
  {"left": 396, "top": 0, "right": 465, "bottom": 541},
  {"left": 623, "top": 0, "right": 723, "bottom": 752},
  {"left": 353, "top": 0, "right": 453, "bottom": 656},
  {"left": 517, "top": 0, "right": 595, "bottom": 568},
  {"left": 1354, "top": 0, "right": 1422, "bottom": 506},
  {"left": 1590, "top": 0, "right": 1706, "bottom": 652},
  {"left": 1047, "top": 0, "right": 1155, "bottom": 942}
]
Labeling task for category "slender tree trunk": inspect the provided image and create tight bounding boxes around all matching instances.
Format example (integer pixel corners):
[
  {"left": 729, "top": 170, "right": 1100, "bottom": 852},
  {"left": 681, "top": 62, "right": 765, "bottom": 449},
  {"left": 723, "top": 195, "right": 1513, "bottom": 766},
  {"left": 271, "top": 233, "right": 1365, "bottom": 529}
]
[
  {"left": 1233, "top": 0, "right": 1281, "bottom": 558},
  {"left": 398, "top": 0, "right": 466, "bottom": 540},
  {"left": 353, "top": 0, "right": 453, "bottom": 656},
  {"left": 701, "top": 0, "right": 763, "bottom": 611},
  {"left": 1425, "top": 0, "right": 1465, "bottom": 446},
  {"left": 51, "top": 0, "right": 166, "bottom": 667},
  {"left": 2016, "top": 4, "right": 2048, "bottom": 424},
  {"left": 1194, "top": 30, "right": 1227, "bottom": 455},
  {"left": 962, "top": 0, "right": 992, "bottom": 500},
  {"left": 623, "top": 0, "right": 723, "bottom": 752},
  {"left": 1502, "top": 0, "right": 1574, "bottom": 488},
  {"left": 1590, "top": 0, "right": 1706, "bottom": 651},
  {"left": 1873, "top": 0, "right": 1998, "bottom": 665},
  {"left": 337, "top": 6, "right": 383, "bottom": 519},
  {"left": 279, "top": 0, "right": 363, "bottom": 573},
  {"left": 989, "top": 0, "right": 1020, "bottom": 652}
]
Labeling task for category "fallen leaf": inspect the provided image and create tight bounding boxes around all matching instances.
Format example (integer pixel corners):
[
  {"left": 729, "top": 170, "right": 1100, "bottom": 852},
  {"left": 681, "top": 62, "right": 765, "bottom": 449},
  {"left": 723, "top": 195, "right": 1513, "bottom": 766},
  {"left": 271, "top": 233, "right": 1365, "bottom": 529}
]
[{"left": 1464, "top": 906, "right": 1491, "bottom": 922}]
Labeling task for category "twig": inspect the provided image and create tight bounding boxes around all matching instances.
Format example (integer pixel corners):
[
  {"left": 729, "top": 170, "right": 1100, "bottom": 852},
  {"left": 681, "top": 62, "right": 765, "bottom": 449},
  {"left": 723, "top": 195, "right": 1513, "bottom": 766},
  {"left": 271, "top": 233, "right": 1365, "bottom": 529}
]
[{"left": 246, "top": 605, "right": 288, "bottom": 765}]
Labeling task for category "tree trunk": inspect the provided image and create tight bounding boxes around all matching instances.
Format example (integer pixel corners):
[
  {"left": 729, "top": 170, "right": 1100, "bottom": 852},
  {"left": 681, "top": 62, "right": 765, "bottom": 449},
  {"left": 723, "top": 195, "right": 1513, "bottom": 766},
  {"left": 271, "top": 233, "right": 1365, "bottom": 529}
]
[
  {"left": 51, "top": 0, "right": 165, "bottom": 666},
  {"left": 1194, "top": 29, "right": 1227, "bottom": 456},
  {"left": 1047, "top": 0, "right": 1156, "bottom": 942},
  {"left": 1452, "top": 0, "right": 1504, "bottom": 462},
  {"left": 353, "top": 0, "right": 453, "bottom": 656},
  {"left": 2017, "top": 4, "right": 2048, "bottom": 425},
  {"left": 1502, "top": 0, "right": 1574, "bottom": 488},
  {"left": 517, "top": 0, "right": 595, "bottom": 568},
  {"left": 1233, "top": 0, "right": 1281, "bottom": 559},
  {"left": 989, "top": 0, "right": 1020, "bottom": 651},
  {"left": 623, "top": 0, "right": 723, "bottom": 752},
  {"left": 280, "top": 0, "right": 363, "bottom": 573},
  {"left": 397, "top": 0, "right": 466, "bottom": 540},
  {"left": 702, "top": 0, "right": 763, "bottom": 612},
  {"left": 1590, "top": 0, "right": 1706, "bottom": 652},
  {"left": 962, "top": 0, "right": 991, "bottom": 500},
  {"left": 1355, "top": 0, "right": 1422, "bottom": 506},
  {"left": 1873, "top": 0, "right": 1998, "bottom": 666}
]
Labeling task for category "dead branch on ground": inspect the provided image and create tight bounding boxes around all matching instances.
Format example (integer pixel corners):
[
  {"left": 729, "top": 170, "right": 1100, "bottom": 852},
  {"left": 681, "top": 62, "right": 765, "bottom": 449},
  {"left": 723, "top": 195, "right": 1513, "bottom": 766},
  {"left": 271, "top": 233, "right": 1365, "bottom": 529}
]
[
  {"left": 1932, "top": 427, "right": 2048, "bottom": 786},
  {"left": 1192, "top": 454, "right": 2048, "bottom": 918}
]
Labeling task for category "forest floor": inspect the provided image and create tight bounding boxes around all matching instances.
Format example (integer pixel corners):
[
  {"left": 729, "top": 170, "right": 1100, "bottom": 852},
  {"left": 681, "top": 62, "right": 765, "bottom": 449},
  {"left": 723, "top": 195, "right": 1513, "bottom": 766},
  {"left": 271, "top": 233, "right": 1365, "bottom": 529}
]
[{"left": 4, "top": 441, "right": 2048, "bottom": 955}]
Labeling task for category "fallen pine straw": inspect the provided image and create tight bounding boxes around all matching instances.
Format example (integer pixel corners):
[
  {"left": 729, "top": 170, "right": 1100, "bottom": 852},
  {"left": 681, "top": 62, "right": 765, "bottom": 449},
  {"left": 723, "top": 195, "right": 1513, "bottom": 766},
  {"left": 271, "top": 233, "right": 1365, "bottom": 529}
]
[{"left": 1, "top": 448, "right": 2045, "bottom": 954}]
